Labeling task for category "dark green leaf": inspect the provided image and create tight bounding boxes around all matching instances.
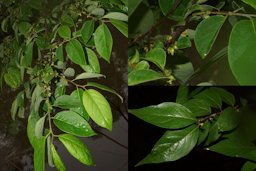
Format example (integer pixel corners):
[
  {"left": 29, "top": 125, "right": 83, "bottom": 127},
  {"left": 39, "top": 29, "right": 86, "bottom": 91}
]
[
  {"left": 137, "top": 125, "right": 199, "bottom": 165},
  {"left": 198, "top": 121, "right": 210, "bottom": 145},
  {"left": 184, "top": 99, "right": 211, "bottom": 117},
  {"left": 242, "top": 0, "right": 256, "bottom": 9},
  {"left": 177, "top": 36, "right": 191, "bottom": 49},
  {"left": 59, "top": 134, "right": 95, "bottom": 166},
  {"left": 83, "top": 89, "right": 112, "bottom": 131},
  {"left": 19, "top": 22, "right": 31, "bottom": 35},
  {"left": 241, "top": 161, "right": 256, "bottom": 171},
  {"left": 94, "top": 23, "right": 113, "bottom": 63},
  {"left": 66, "top": 39, "right": 86, "bottom": 65},
  {"left": 56, "top": 45, "right": 64, "bottom": 61},
  {"left": 81, "top": 20, "right": 95, "bottom": 43},
  {"left": 210, "top": 87, "right": 235, "bottom": 106},
  {"left": 21, "top": 41, "right": 34, "bottom": 67},
  {"left": 205, "top": 120, "right": 221, "bottom": 146},
  {"left": 128, "top": 0, "right": 142, "bottom": 16},
  {"left": 129, "top": 102, "right": 197, "bottom": 129},
  {"left": 217, "top": 107, "right": 240, "bottom": 132},
  {"left": 145, "top": 48, "right": 166, "bottom": 70},
  {"left": 194, "top": 88, "right": 222, "bottom": 109},
  {"left": 61, "top": 14, "right": 74, "bottom": 27},
  {"left": 54, "top": 95, "right": 80, "bottom": 109},
  {"left": 53, "top": 111, "right": 95, "bottom": 137},
  {"left": 158, "top": 0, "right": 176, "bottom": 15},
  {"left": 176, "top": 86, "right": 189, "bottom": 104},
  {"left": 195, "top": 16, "right": 226, "bottom": 58},
  {"left": 4, "top": 67, "right": 21, "bottom": 89}
]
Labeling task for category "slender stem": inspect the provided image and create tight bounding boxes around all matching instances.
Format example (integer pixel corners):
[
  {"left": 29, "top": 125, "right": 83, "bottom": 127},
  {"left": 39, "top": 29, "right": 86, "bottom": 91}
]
[
  {"left": 193, "top": 11, "right": 256, "bottom": 18},
  {"left": 66, "top": 78, "right": 86, "bottom": 89}
]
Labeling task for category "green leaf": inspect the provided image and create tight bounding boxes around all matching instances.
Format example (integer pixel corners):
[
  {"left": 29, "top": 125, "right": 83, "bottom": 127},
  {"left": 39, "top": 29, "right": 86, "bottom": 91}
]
[
  {"left": 61, "top": 14, "right": 74, "bottom": 27},
  {"left": 195, "top": 16, "right": 226, "bottom": 58},
  {"left": 158, "top": 0, "right": 176, "bottom": 15},
  {"left": 63, "top": 67, "right": 75, "bottom": 77},
  {"left": 27, "top": 110, "right": 40, "bottom": 148},
  {"left": 58, "top": 134, "right": 95, "bottom": 166},
  {"left": 86, "top": 48, "right": 100, "bottom": 73},
  {"left": 197, "top": 121, "right": 210, "bottom": 145},
  {"left": 21, "top": 41, "right": 34, "bottom": 67},
  {"left": 217, "top": 107, "right": 240, "bottom": 132},
  {"left": 47, "top": 136, "right": 54, "bottom": 167},
  {"left": 94, "top": 23, "right": 113, "bottom": 63},
  {"left": 83, "top": 89, "right": 113, "bottom": 131},
  {"left": 35, "top": 115, "right": 46, "bottom": 139},
  {"left": 241, "top": 161, "right": 256, "bottom": 171},
  {"left": 173, "top": 62, "right": 194, "bottom": 84},
  {"left": 205, "top": 120, "right": 221, "bottom": 146},
  {"left": 66, "top": 39, "right": 86, "bottom": 65},
  {"left": 91, "top": 8, "right": 105, "bottom": 16},
  {"left": 86, "top": 82, "right": 123, "bottom": 102},
  {"left": 51, "top": 143, "right": 66, "bottom": 171},
  {"left": 129, "top": 102, "right": 197, "bottom": 129},
  {"left": 56, "top": 45, "right": 64, "bottom": 61},
  {"left": 103, "top": 12, "right": 128, "bottom": 21},
  {"left": 53, "top": 111, "right": 95, "bottom": 137},
  {"left": 137, "top": 125, "right": 199, "bottom": 165},
  {"left": 110, "top": 19, "right": 128, "bottom": 37},
  {"left": 54, "top": 95, "right": 80, "bottom": 109},
  {"left": 183, "top": 99, "right": 211, "bottom": 117},
  {"left": 4, "top": 67, "right": 21, "bottom": 89},
  {"left": 128, "top": 69, "right": 166, "bottom": 86},
  {"left": 210, "top": 87, "right": 235, "bottom": 106},
  {"left": 228, "top": 19, "right": 256, "bottom": 85},
  {"left": 128, "top": 0, "right": 142, "bottom": 16},
  {"left": 242, "top": 0, "right": 256, "bottom": 9},
  {"left": 176, "top": 86, "right": 189, "bottom": 104},
  {"left": 135, "top": 61, "right": 149, "bottom": 70},
  {"left": 194, "top": 88, "right": 222, "bottom": 109},
  {"left": 58, "top": 25, "right": 71, "bottom": 40},
  {"left": 81, "top": 20, "right": 95, "bottom": 43},
  {"left": 177, "top": 36, "right": 191, "bottom": 49},
  {"left": 34, "top": 137, "right": 46, "bottom": 171},
  {"left": 18, "top": 22, "right": 32, "bottom": 35},
  {"left": 145, "top": 48, "right": 166, "bottom": 70},
  {"left": 73, "top": 72, "right": 105, "bottom": 81}
]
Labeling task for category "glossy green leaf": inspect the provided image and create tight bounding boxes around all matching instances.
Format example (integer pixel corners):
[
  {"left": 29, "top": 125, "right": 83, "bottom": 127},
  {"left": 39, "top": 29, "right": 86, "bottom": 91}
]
[
  {"left": 103, "top": 12, "right": 128, "bottom": 21},
  {"left": 59, "top": 134, "right": 95, "bottom": 166},
  {"left": 242, "top": 0, "right": 256, "bottom": 9},
  {"left": 54, "top": 95, "right": 80, "bottom": 109},
  {"left": 228, "top": 19, "right": 256, "bottom": 85},
  {"left": 86, "top": 82, "right": 123, "bottom": 102},
  {"left": 86, "top": 48, "right": 100, "bottom": 73},
  {"left": 58, "top": 26, "right": 71, "bottom": 40},
  {"left": 4, "top": 67, "right": 21, "bottom": 89},
  {"left": 183, "top": 99, "right": 211, "bottom": 117},
  {"left": 128, "top": 69, "right": 166, "bottom": 86},
  {"left": 176, "top": 86, "right": 189, "bottom": 104},
  {"left": 241, "top": 161, "right": 256, "bottom": 171},
  {"left": 194, "top": 88, "right": 222, "bottom": 109},
  {"left": 53, "top": 111, "right": 95, "bottom": 137},
  {"left": 210, "top": 87, "right": 235, "bottom": 106},
  {"left": 110, "top": 19, "right": 128, "bottom": 37},
  {"left": 137, "top": 125, "right": 199, "bottom": 165},
  {"left": 217, "top": 107, "right": 240, "bottom": 132},
  {"left": 94, "top": 23, "right": 113, "bottom": 63},
  {"left": 81, "top": 20, "right": 95, "bottom": 43},
  {"left": 129, "top": 102, "right": 197, "bottom": 129},
  {"left": 34, "top": 137, "right": 46, "bottom": 171},
  {"left": 195, "top": 16, "right": 226, "bottom": 58},
  {"left": 35, "top": 115, "right": 46, "bottom": 138},
  {"left": 73, "top": 73, "right": 105, "bottom": 81},
  {"left": 21, "top": 41, "right": 34, "bottom": 67},
  {"left": 158, "top": 0, "right": 176, "bottom": 15},
  {"left": 83, "top": 89, "right": 113, "bottom": 131},
  {"left": 145, "top": 48, "right": 166, "bottom": 70},
  {"left": 66, "top": 39, "right": 86, "bottom": 65},
  {"left": 51, "top": 143, "right": 66, "bottom": 171}
]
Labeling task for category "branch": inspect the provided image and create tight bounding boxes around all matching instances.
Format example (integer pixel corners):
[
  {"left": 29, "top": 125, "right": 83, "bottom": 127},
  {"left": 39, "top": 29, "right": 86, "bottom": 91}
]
[{"left": 193, "top": 11, "right": 256, "bottom": 18}]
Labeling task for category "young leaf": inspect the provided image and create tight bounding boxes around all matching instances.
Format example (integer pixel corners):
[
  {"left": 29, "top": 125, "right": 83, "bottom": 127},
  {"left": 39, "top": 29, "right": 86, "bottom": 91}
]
[
  {"left": 66, "top": 39, "right": 86, "bottom": 65},
  {"left": 81, "top": 20, "right": 95, "bottom": 43},
  {"left": 83, "top": 89, "right": 113, "bottom": 131},
  {"left": 51, "top": 143, "right": 66, "bottom": 171},
  {"left": 86, "top": 82, "right": 123, "bottom": 102},
  {"left": 58, "top": 25, "right": 71, "bottom": 40},
  {"left": 54, "top": 95, "right": 80, "bottom": 109},
  {"left": 58, "top": 134, "right": 95, "bottom": 166},
  {"left": 86, "top": 48, "right": 100, "bottom": 73},
  {"left": 176, "top": 86, "right": 189, "bottom": 104},
  {"left": 137, "top": 125, "right": 199, "bottom": 165},
  {"left": 183, "top": 99, "right": 211, "bottom": 117},
  {"left": 128, "top": 69, "right": 166, "bottom": 86},
  {"left": 194, "top": 88, "right": 222, "bottom": 109},
  {"left": 195, "top": 16, "right": 226, "bottom": 58},
  {"left": 129, "top": 102, "right": 197, "bottom": 129},
  {"left": 34, "top": 137, "right": 46, "bottom": 171},
  {"left": 217, "top": 107, "right": 240, "bottom": 132},
  {"left": 241, "top": 161, "right": 256, "bottom": 171},
  {"left": 110, "top": 19, "right": 128, "bottom": 38},
  {"left": 145, "top": 48, "right": 166, "bottom": 70},
  {"left": 94, "top": 23, "right": 113, "bottom": 63},
  {"left": 228, "top": 19, "right": 256, "bottom": 85},
  {"left": 35, "top": 115, "right": 46, "bottom": 138},
  {"left": 103, "top": 12, "right": 128, "bottom": 21},
  {"left": 53, "top": 111, "right": 96, "bottom": 137}
]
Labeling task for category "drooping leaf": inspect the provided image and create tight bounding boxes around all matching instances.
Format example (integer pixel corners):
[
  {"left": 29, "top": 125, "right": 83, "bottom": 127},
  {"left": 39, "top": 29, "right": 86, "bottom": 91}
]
[
  {"left": 217, "top": 107, "right": 240, "bottom": 132},
  {"left": 83, "top": 89, "right": 113, "bottom": 131},
  {"left": 110, "top": 19, "right": 128, "bottom": 37},
  {"left": 103, "top": 12, "right": 128, "bottom": 21},
  {"left": 58, "top": 25, "right": 71, "bottom": 40},
  {"left": 137, "top": 125, "right": 199, "bottom": 165},
  {"left": 34, "top": 137, "right": 46, "bottom": 171},
  {"left": 145, "top": 48, "right": 166, "bottom": 70},
  {"left": 94, "top": 23, "right": 113, "bottom": 62},
  {"left": 195, "top": 16, "right": 226, "bottom": 58},
  {"left": 81, "top": 20, "right": 95, "bottom": 43},
  {"left": 51, "top": 143, "right": 66, "bottom": 171},
  {"left": 54, "top": 95, "right": 80, "bottom": 109},
  {"left": 58, "top": 134, "right": 95, "bottom": 166},
  {"left": 86, "top": 48, "right": 100, "bottom": 73},
  {"left": 183, "top": 99, "right": 211, "bottom": 117},
  {"left": 129, "top": 102, "right": 197, "bottom": 129},
  {"left": 176, "top": 86, "right": 189, "bottom": 104},
  {"left": 228, "top": 19, "right": 256, "bottom": 85},
  {"left": 53, "top": 111, "right": 95, "bottom": 137},
  {"left": 128, "top": 69, "right": 166, "bottom": 86},
  {"left": 66, "top": 39, "right": 86, "bottom": 65}
]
